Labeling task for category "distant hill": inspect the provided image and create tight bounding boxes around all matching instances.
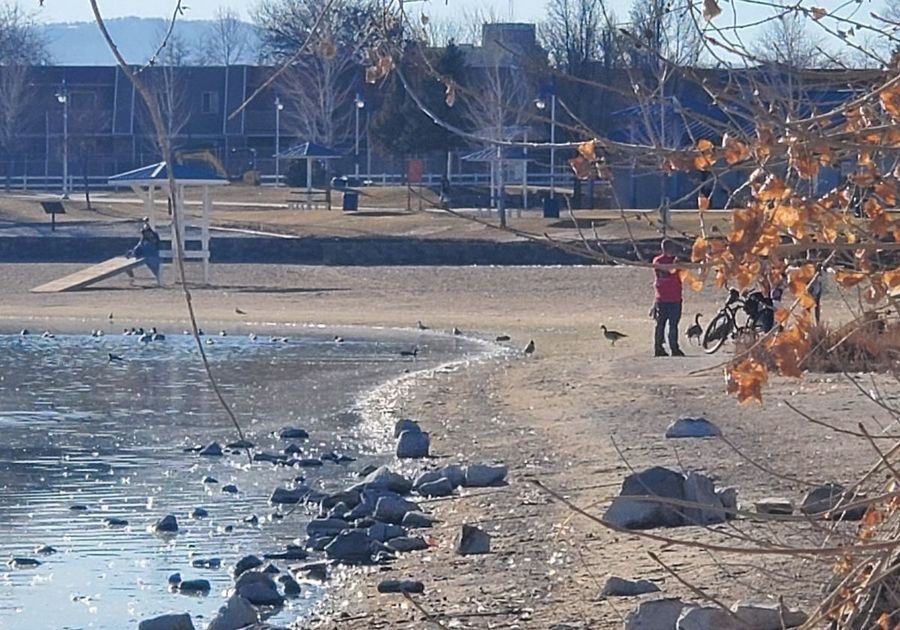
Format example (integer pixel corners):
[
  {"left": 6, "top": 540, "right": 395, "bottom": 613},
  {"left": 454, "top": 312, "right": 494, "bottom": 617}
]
[{"left": 41, "top": 17, "right": 260, "bottom": 66}]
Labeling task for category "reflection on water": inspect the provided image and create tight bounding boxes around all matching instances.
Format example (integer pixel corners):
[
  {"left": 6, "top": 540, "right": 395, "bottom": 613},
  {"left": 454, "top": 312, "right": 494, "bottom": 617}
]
[{"left": 0, "top": 331, "right": 475, "bottom": 629}]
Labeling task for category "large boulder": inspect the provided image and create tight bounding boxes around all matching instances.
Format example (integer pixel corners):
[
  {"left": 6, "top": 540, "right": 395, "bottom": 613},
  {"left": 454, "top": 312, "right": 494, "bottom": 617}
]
[
  {"left": 138, "top": 614, "right": 195, "bottom": 630},
  {"left": 396, "top": 430, "right": 430, "bottom": 459},
  {"left": 440, "top": 465, "right": 465, "bottom": 488},
  {"left": 677, "top": 605, "right": 732, "bottom": 630},
  {"left": 683, "top": 472, "right": 727, "bottom": 526},
  {"left": 154, "top": 515, "right": 179, "bottom": 533},
  {"left": 624, "top": 598, "right": 685, "bottom": 630},
  {"left": 755, "top": 498, "right": 794, "bottom": 515},
  {"left": 665, "top": 417, "right": 721, "bottom": 439},
  {"left": 235, "top": 572, "right": 284, "bottom": 607},
  {"left": 456, "top": 524, "right": 490, "bottom": 555},
  {"left": 730, "top": 600, "right": 807, "bottom": 629},
  {"left": 306, "top": 518, "right": 349, "bottom": 539},
  {"left": 176, "top": 579, "right": 211, "bottom": 594},
  {"left": 393, "top": 419, "right": 421, "bottom": 437},
  {"left": 366, "top": 522, "right": 406, "bottom": 543},
  {"left": 206, "top": 594, "right": 258, "bottom": 630},
  {"left": 198, "top": 442, "right": 223, "bottom": 457},
  {"left": 374, "top": 496, "right": 420, "bottom": 524},
  {"left": 417, "top": 478, "right": 454, "bottom": 498},
  {"left": 324, "top": 530, "right": 375, "bottom": 562},
  {"left": 279, "top": 427, "right": 309, "bottom": 440},
  {"left": 801, "top": 483, "right": 866, "bottom": 521},
  {"left": 233, "top": 555, "right": 263, "bottom": 577},
  {"left": 463, "top": 464, "right": 508, "bottom": 487},
  {"left": 270, "top": 487, "right": 307, "bottom": 505},
  {"left": 402, "top": 511, "right": 435, "bottom": 528},
  {"left": 361, "top": 466, "right": 413, "bottom": 495},
  {"left": 600, "top": 576, "right": 661, "bottom": 598},
  {"left": 386, "top": 536, "right": 429, "bottom": 553},
  {"left": 603, "top": 467, "right": 686, "bottom": 529}
]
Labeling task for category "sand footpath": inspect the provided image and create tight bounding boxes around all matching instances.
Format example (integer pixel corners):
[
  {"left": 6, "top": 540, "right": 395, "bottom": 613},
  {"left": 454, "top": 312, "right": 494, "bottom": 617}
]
[{"left": 1, "top": 262, "right": 877, "bottom": 628}]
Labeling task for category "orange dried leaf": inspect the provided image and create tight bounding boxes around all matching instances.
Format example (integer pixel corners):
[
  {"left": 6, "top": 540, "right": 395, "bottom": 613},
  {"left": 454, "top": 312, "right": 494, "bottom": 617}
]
[
  {"left": 729, "top": 358, "right": 768, "bottom": 405},
  {"left": 863, "top": 508, "right": 884, "bottom": 527},
  {"left": 691, "top": 236, "right": 708, "bottom": 262},
  {"left": 698, "top": 195, "right": 710, "bottom": 211},
  {"left": 877, "top": 612, "right": 890, "bottom": 629},
  {"left": 881, "top": 88, "right": 900, "bottom": 120},
  {"left": 578, "top": 140, "right": 597, "bottom": 161},
  {"left": 836, "top": 270, "right": 867, "bottom": 288},
  {"left": 884, "top": 268, "right": 900, "bottom": 288},
  {"left": 722, "top": 134, "right": 750, "bottom": 165},
  {"left": 810, "top": 6, "right": 827, "bottom": 20}
]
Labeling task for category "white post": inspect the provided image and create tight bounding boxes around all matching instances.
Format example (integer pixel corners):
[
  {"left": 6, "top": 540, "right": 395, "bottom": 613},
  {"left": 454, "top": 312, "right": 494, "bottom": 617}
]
[
  {"left": 275, "top": 97, "right": 283, "bottom": 187},
  {"left": 56, "top": 81, "right": 69, "bottom": 199},
  {"left": 202, "top": 185, "right": 211, "bottom": 284},
  {"left": 522, "top": 129, "right": 528, "bottom": 212},
  {"left": 549, "top": 92, "right": 556, "bottom": 200},
  {"left": 354, "top": 96, "right": 363, "bottom": 177},
  {"left": 306, "top": 158, "right": 312, "bottom": 207}
]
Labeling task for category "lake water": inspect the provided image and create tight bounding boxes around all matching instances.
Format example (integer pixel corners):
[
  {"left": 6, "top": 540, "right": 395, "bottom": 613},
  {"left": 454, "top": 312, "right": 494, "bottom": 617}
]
[{"left": 0, "top": 330, "right": 482, "bottom": 629}]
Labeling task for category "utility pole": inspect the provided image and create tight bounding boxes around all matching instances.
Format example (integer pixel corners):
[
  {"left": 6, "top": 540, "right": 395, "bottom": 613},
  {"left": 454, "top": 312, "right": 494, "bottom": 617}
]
[
  {"left": 56, "top": 80, "right": 69, "bottom": 199},
  {"left": 274, "top": 96, "right": 283, "bottom": 186}
]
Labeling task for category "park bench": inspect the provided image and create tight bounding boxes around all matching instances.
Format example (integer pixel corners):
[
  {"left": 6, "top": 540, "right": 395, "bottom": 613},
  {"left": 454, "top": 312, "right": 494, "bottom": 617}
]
[{"left": 286, "top": 189, "right": 332, "bottom": 210}]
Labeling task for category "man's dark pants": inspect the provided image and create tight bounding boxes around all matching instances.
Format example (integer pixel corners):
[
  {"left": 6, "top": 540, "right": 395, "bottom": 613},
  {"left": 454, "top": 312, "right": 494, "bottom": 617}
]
[{"left": 655, "top": 301, "right": 682, "bottom": 353}]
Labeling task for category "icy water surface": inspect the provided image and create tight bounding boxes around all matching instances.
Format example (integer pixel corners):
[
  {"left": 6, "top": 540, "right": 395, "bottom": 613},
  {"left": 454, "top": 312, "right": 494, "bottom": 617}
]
[{"left": 0, "top": 330, "right": 479, "bottom": 629}]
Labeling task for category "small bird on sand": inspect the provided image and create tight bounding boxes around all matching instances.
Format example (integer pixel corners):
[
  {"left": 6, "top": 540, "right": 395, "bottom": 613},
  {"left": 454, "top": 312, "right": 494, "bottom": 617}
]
[
  {"left": 400, "top": 347, "right": 419, "bottom": 357},
  {"left": 495, "top": 335, "right": 511, "bottom": 342},
  {"left": 108, "top": 353, "right": 124, "bottom": 363},
  {"left": 523, "top": 339, "right": 535, "bottom": 355},
  {"left": 235, "top": 307, "right": 247, "bottom": 315},
  {"left": 452, "top": 327, "right": 462, "bottom": 336},
  {"left": 107, "top": 313, "right": 114, "bottom": 320},
  {"left": 601, "top": 325, "right": 627, "bottom": 346},
  {"left": 686, "top": 314, "right": 703, "bottom": 344},
  {"left": 416, "top": 321, "right": 428, "bottom": 330}
]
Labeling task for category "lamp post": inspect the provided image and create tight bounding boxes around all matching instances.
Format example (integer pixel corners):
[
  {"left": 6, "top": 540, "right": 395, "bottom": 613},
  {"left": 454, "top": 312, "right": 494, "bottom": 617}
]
[
  {"left": 534, "top": 86, "right": 557, "bottom": 200},
  {"left": 56, "top": 80, "right": 69, "bottom": 199},
  {"left": 274, "top": 96, "right": 284, "bottom": 186},
  {"left": 354, "top": 93, "right": 365, "bottom": 177}
]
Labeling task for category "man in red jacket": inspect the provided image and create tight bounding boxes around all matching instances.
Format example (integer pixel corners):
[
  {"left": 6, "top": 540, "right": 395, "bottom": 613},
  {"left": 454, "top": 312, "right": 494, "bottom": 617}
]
[{"left": 652, "top": 239, "right": 684, "bottom": 357}]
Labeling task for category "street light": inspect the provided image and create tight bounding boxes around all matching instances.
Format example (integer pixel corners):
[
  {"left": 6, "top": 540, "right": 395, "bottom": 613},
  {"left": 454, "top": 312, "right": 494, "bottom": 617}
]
[
  {"left": 534, "top": 86, "right": 557, "bottom": 200},
  {"left": 274, "top": 96, "right": 284, "bottom": 187},
  {"left": 354, "top": 93, "right": 365, "bottom": 177},
  {"left": 55, "top": 80, "right": 69, "bottom": 199}
]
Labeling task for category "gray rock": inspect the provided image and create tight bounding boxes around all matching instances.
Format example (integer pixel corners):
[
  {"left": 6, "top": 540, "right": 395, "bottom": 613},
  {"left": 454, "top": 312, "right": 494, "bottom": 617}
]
[
  {"left": 283, "top": 443, "right": 303, "bottom": 455},
  {"left": 717, "top": 487, "right": 737, "bottom": 519},
  {"left": 103, "top": 517, "right": 128, "bottom": 527},
  {"left": 397, "top": 430, "right": 430, "bottom": 459},
  {"left": 463, "top": 464, "right": 508, "bottom": 487},
  {"left": 253, "top": 452, "right": 287, "bottom": 465},
  {"left": 366, "top": 522, "right": 406, "bottom": 543},
  {"left": 306, "top": 518, "right": 348, "bottom": 538},
  {"left": 198, "top": 442, "right": 223, "bottom": 457},
  {"left": 730, "top": 600, "right": 807, "bottom": 629},
  {"left": 440, "top": 465, "right": 465, "bottom": 488},
  {"left": 324, "top": 530, "right": 375, "bottom": 562},
  {"left": 190, "top": 507, "right": 209, "bottom": 519},
  {"left": 235, "top": 572, "right": 284, "bottom": 607},
  {"left": 402, "top": 511, "right": 435, "bottom": 528},
  {"left": 322, "top": 489, "right": 361, "bottom": 510},
  {"left": 279, "top": 427, "right": 309, "bottom": 440},
  {"left": 665, "top": 417, "right": 721, "bottom": 439},
  {"left": 294, "top": 458, "right": 323, "bottom": 467},
  {"left": 176, "top": 579, "right": 211, "bottom": 594},
  {"left": 387, "top": 536, "right": 429, "bottom": 553},
  {"left": 413, "top": 470, "right": 444, "bottom": 489},
  {"left": 154, "top": 515, "right": 179, "bottom": 533},
  {"left": 378, "top": 579, "right": 425, "bottom": 594},
  {"left": 374, "top": 496, "right": 420, "bottom": 524},
  {"left": 604, "top": 467, "right": 685, "bottom": 529},
  {"left": 677, "top": 605, "right": 733, "bottom": 630},
  {"left": 279, "top": 575, "right": 301, "bottom": 597},
  {"left": 755, "top": 498, "right": 794, "bottom": 515},
  {"left": 168, "top": 573, "right": 182, "bottom": 585},
  {"left": 206, "top": 594, "right": 258, "bottom": 630},
  {"left": 226, "top": 439, "right": 254, "bottom": 450},
  {"left": 362, "top": 466, "right": 413, "bottom": 495},
  {"left": 270, "top": 487, "right": 307, "bottom": 505},
  {"left": 138, "top": 613, "right": 195, "bottom": 630},
  {"left": 233, "top": 555, "right": 263, "bottom": 577},
  {"left": 600, "top": 576, "right": 661, "bottom": 597},
  {"left": 624, "top": 598, "right": 685, "bottom": 630},
  {"left": 393, "top": 419, "right": 421, "bottom": 437},
  {"left": 456, "top": 524, "right": 490, "bottom": 555},
  {"left": 263, "top": 546, "right": 308, "bottom": 561},
  {"left": 418, "top": 478, "right": 454, "bottom": 498},
  {"left": 293, "top": 561, "right": 328, "bottom": 583},
  {"left": 801, "top": 483, "right": 865, "bottom": 521},
  {"left": 34, "top": 545, "right": 56, "bottom": 555},
  {"left": 221, "top": 484, "right": 239, "bottom": 494},
  {"left": 683, "top": 472, "right": 727, "bottom": 526}
]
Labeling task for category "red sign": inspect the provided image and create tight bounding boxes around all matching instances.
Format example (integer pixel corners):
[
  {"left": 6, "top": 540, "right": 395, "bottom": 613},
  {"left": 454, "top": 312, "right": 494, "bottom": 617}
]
[{"left": 407, "top": 159, "right": 424, "bottom": 184}]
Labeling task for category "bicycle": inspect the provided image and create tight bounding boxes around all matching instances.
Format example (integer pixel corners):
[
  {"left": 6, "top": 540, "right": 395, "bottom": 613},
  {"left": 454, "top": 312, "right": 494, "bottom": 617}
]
[{"left": 701, "top": 288, "right": 773, "bottom": 354}]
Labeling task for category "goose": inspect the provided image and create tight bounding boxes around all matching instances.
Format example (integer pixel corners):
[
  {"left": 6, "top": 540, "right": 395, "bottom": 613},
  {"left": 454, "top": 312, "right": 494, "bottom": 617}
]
[
  {"left": 108, "top": 352, "right": 124, "bottom": 363},
  {"left": 399, "top": 347, "right": 419, "bottom": 358},
  {"left": 334, "top": 335, "right": 344, "bottom": 343},
  {"left": 452, "top": 327, "right": 462, "bottom": 336},
  {"left": 686, "top": 314, "right": 703, "bottom": 344},
  {"left": 20, "top": 329, "right": 29, "bottom": 336},
  {"left": 601, "top": 325, "right": 627, "bottom": 346},
  {"left": 123, "top": 328, "right": 132, "bottom": 336},
  {"left": 151, "top": 327, "right": 165, "bottom": 341},
  {"left": 523, "top": 339, "right": 535, "bottom": 355},
  {"left": 138, "top": 330, "right": 152, "bottom": 344}
]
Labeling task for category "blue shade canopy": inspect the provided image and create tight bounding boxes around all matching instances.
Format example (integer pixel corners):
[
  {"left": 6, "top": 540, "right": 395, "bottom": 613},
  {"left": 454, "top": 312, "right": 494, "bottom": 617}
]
[
  {"left": 275, "top": 142, "right": 343, "bottom": 159},
  {"left": 109, "top": 161, "right": 228, "bottom": 186}
]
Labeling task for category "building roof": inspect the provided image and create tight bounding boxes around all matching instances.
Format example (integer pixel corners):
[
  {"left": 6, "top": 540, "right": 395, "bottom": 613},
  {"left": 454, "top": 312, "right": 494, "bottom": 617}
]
[
  {"left": 108, "top": 161, "right": 228, "bottom": 186},
  {"left": 276, "top": 142, "right": 343, "bottom": 159}
]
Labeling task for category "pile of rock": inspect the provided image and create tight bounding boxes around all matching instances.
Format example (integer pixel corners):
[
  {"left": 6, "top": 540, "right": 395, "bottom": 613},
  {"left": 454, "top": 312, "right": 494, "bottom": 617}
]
[
  {"left": 603, "top": 466, "right": 736, "bottom": 530},
  {"left": 624, "top": 597, "right": 806, "bottom": 630}
]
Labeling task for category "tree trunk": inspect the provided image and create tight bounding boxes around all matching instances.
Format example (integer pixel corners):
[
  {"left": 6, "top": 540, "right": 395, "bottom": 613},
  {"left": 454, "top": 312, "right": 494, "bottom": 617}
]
[{"left": 81, "top": 155, "right": 92, "bottom": 211}]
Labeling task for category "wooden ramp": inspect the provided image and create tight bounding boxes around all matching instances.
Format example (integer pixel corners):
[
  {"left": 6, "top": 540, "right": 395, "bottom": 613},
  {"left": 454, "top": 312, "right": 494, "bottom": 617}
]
[{"left": 32, "top": 256, "right": 146, "bottom": 293}]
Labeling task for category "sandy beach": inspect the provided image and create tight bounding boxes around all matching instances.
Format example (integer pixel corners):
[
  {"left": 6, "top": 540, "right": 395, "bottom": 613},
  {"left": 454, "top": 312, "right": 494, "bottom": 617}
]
[{"left": 0, "top": 261, "right": 880, "bottom": 628}]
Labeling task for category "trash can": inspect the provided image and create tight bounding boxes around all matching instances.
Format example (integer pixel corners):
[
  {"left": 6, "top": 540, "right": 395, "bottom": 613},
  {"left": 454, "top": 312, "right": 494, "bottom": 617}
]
[
  {"left": 542, "top": 196, "right": 559, "bottom": 218},
  {"left": 343, "top": 191, "right": 359, "bottom": 212}
]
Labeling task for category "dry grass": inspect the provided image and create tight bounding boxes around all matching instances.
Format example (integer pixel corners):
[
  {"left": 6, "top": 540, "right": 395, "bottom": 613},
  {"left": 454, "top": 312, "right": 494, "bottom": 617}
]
[{"left": 734, "top": 313, "right": 900, "bottom": 374}]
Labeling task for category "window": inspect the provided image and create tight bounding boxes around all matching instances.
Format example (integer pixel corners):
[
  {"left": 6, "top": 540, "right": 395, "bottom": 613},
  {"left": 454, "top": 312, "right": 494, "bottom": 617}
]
[{"left": 201, "top": 91, "right": 219, "bottom": 115}]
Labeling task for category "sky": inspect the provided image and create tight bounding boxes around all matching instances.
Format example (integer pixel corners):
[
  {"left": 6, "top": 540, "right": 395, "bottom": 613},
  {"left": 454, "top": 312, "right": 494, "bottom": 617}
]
[{"left": 33, "top": 0, "right": 546, "bottom": 24}]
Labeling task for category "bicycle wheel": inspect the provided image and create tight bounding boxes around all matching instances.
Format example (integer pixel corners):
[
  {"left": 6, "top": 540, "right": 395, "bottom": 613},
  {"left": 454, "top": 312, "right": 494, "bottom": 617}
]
[{"left": 702, "top": 310, "right": 733, "bottom": 354}]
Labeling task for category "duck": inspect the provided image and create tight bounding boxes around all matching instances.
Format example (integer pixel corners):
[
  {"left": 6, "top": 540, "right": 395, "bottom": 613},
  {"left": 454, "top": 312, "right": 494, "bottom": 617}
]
[
  {"left": 686, "top": 314, "right": 703, "bottom": 344},
  {"left": 20, "top": 329, "right": 29, "bottom": 336},
  {"left": 452, "top": 327, "right": 462, "bottom": 336},
  {"left": 601, "top": 325, "right": 627, "bottom": 346},
  {"left": 41, "top": 331, "right": 55, "bottom": 339},
  {"left": 108, "top": 352, "right": 124, "bottom": 363},
  {"left": 523, "top": 339, "right": 535, "bottom": 355},
  {"left": 219, "top": 330, "right": 227, "bottom": 337},
  {"left": 334, "top": 335, "right": 344, "bottom": 343},
  {"left": 248, "top": 333, "right": 258, "bottom": 341}
]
